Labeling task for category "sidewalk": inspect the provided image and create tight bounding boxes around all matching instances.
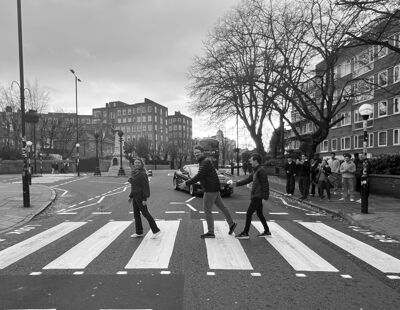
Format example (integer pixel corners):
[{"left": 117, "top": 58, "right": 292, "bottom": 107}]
[
  {"left": 267, "top": 175, "right": 400, "bottom": 241},
  {"left": 0, "top": 182, "right": 56, "bottom": 233}
]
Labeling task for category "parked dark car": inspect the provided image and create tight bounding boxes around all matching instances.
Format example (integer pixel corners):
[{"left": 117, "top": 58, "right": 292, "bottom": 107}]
[{"left": 173, "top": 164, "right": 234, "bottom": 197}]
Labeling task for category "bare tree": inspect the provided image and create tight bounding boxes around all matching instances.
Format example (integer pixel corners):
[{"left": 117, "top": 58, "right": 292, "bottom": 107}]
[
  {"left": 336, "top": 0, "right": 400, "bottom": 53},
  {"left": 188, "top": 1, "right": 280, "bottom": 159}
]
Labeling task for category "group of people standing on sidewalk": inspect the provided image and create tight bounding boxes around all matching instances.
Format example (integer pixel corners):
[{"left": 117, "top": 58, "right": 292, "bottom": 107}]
[
  {"left": 127, "top": 145, "right": 272, "bottom": 240},
  {"left": 284, "top": 151, "right": 370, "bottom": 203}
]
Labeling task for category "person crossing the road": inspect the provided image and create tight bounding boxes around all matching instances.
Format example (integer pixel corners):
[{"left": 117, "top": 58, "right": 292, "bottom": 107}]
[
  {"left": 179, "top": 145, "right": 237, "bottom": 238},
  {"left": 234, "top": 153, "right": 271, "bottom": 239},
  {"left": 128, "top": 158, "right": 160, "bottom": 239}
]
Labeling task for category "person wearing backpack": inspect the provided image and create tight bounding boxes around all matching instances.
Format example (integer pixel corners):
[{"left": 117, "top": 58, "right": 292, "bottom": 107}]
[{"left": 234, "top": 153, "right": 271, "bottom": 239}]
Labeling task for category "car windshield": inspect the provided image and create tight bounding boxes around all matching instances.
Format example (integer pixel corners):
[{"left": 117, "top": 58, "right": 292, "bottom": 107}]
[{"left": 187, "top": 166, "right": 199, "bottom": 176}]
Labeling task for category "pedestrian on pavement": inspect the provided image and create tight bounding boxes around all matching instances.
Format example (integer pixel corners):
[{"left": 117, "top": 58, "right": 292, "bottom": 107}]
[
  {"left": 128, "top": 158, "right": 161, "bottom": 239},
  {"left": 234, "top": 153, "right": 271, "bottom": 239},
  {"left": 230, "top": 161, "right": 235, "bottom": 175},
  {"left": 360, "top": 158, "right": 371, "bottom": 212},
  {"left": 296, "top": 154, "right": 310, "bottom": 200},
  {"left": 327, "top": 152, "right": 341, "bottom": 194},
  {"left": 284, "top": 156, "right": 296, "bottom": 196},
  {"left": 315, "top": 159, "right": 332, "bottom": 201},
  {"left": 339, "top": 153, "right": 356, "bottom": 202},
  {"left": 310, "top": 155, "right": 321, "bottom": 197},
  {"left": 243, "top": 161, "right": 248, "bottom": 175},
  {"left": 354, "top": 153, "right": 363, "bottom": 193},
  {"left": 179, "top": 145, "right": 237, "bottom": 238}
]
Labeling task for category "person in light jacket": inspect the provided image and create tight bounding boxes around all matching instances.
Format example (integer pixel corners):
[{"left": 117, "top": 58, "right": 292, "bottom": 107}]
[
  {"left": 339, "top": 153, "right": 356, "bottom": 202},
  {"left": 234, "top": 153, "right": 271, "bottom": 239},
  {"left": 128, "top": 158, "right": 160, "bottom": 238}
]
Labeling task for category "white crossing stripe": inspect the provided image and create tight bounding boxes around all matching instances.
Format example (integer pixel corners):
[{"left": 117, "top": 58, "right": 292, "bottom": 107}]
[
  {"left": 43, "top": 221, "right": 131, "bottom": 269},
  {"left": 300, "top": 222, "right": 400, "bottom": 273},
  {"left": 0, "top": 222, "right": 86, "bottom": 269},
  {"left": 204, "top": 221, "right": 253, "bottom": 270},
  {"left": 125, "top": 220, "right": 180, "bottom": 269},
  {"left": 252, "top": 222, "right": 338, "bottom": 272}
]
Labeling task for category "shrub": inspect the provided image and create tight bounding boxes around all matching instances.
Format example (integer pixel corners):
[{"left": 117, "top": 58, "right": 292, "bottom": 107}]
[{"left": 368, "top": 154, "right": 400, "bottom": 175}]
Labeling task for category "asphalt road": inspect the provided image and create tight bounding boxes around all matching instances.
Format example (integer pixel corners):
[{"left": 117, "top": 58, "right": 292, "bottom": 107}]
[{"left": 1, "top": 171, "right": 400, "bottom": 309}]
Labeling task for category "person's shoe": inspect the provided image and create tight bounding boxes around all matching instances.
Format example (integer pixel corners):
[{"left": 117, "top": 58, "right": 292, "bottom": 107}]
[
  {"left": 339, "top": 198, "right": 345, "bottom": 201},
  {"left": 350, "top": 198, "right": 355, "bottom": 202},
  {"left": 229, "top": 222, "right": 237, "bottom": 235},
  {"left": 200, "top": 232, "right": 215, "bottom": 239},
  {"left": 151, "top": 230, "right": 161, "bottom": 239},
  {"left": 236, "top": 232, "right": 250, "bottom": 239},
  {"left": 356, "top": 199, "right": 361, "bottom": 203},
  {"left": 310, "top": 194, "right": 315, "bottom": 197},
  {"left": 131, "top": 233, "right": 144, "bottom": 238},
  {"left": 257, "top": 231, "right": 271, "bottom": 237},
  {"left": 288, "top": 193, "right": 292, "bottom": 196}
]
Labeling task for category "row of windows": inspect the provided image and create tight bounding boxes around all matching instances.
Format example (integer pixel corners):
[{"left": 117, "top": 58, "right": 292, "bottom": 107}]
[
  {"left": 168, "top": 117, "right": 192, "bottom": 125},
  {"left": 116, "top": 115, "right": 168, "bottom": 125},
  {"left": 116, "top": 124, "right": 166, "bottom": 134},
  {"left": 335, "top": 36, "right": 398, "bottom": 79},
  {"left": 168, "top": 124, "right": 192, "bottom": 132},
  {"left": 124, "top": 134, "right": 167, "bottom": 143},
  {"left": 320, "top": 128, "right": 400, "bottom": 152}
]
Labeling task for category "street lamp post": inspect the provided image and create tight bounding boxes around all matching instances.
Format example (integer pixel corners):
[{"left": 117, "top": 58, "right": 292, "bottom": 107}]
[
  {"left": 236, "top": 112, "right": 240, "bottom": 176},
  {"left": 39, "top": 153, "right": 43, "bottom": 175},
  {"left": 117, "top": 130, "right": 126, "bottom": 176},
  {"left": 359, "top": 103, "right": 373, "bottom": 214},
  {"left": 17, "top": 0, "right": 30, "bottom": 207},
  {"left": 94, "top": 132, "right": 101, "bottom": 176},
  {"left": 26, "top": 140, "right": 32, "bottom": 185},
  {"left": 26, "top": 109, "right": 39, "bottom": 174},
  {"left": 70, "top": 69, "right": 81, "bottom": 177},
  {"left": 76, "top": 143, "right": 80, "bottom": 176}
]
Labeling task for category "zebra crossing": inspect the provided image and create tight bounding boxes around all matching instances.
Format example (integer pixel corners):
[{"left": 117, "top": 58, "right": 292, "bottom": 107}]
[{"left": 1, "top": 220, "right": 400, "bottom": 277}]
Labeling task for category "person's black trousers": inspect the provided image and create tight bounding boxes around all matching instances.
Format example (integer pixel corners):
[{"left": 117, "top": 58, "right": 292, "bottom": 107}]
[
  {"left": 286, "top": 175, "right": 295, "bottom": 194},
  {"left": 243, "top": 197, "right": 270, "bottom": 234},
  {"left": 132, "top": 197, "right": 159, "bottom": 234},
  {"left": 298, "top": 176, "right": 310, "bottom": 198}
]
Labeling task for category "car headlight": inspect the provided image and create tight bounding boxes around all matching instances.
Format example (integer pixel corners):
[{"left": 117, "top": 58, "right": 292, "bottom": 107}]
[{"left": 227, "top": 179, "right": 233, "bottom": 185}]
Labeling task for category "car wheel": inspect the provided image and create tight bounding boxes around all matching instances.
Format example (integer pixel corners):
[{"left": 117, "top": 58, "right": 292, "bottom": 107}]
[
  {"left": 173, "top": 178, "right": 179, "bottom": 190},
  {"left": 189, "top": 185, "right": 196, "bottom": 196}
]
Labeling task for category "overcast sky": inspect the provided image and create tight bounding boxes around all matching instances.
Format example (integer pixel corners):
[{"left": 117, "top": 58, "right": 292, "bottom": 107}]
[{"left": 0, "top": 0, "right": 246, "bottom": 140}]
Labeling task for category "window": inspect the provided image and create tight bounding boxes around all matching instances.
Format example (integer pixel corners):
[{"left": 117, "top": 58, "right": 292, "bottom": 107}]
[
  {"left": 390, "top": 33, "right": 400, "bottom": 48},
  {"left": 148, "top": 106, "right": 152, "bottom": 112},
  {"left": 117, "top": 109, "right": 121, "bottom": 116},
  {"left": 147, "top": 115, "right": 152, "bottom": 122},
  {"left": 341, "top": 136, "right": 351, "bottom": 150},
  {"left": 378, "top": 131, "right": 387, "bottom": 146},
  {"left": 127, "top": 109, "right": 132, "bottom": 115},
  {"left": 122, "top": 109, "right": 126, "bottom": 116},
  {"left": 354, "top": 134, "right": 373, "bottom": 149},
  {"left": 378, "top": 101, "right": 388, "bottom": 117},
  {"left": 369, "top": 132, "right": 374, "bottom": 147},
  {"left": 394, "top": 65, "right": 400, "bottom": 83},
  {"left": 378, "top": 70, "right": 388, "bottom": 87},
  {"left": 341, "top": 112, "right": 351, "bottom": 126},
  {"left": 394, "top": 97, "right": 400, "bottom": 114},
  {"left": 321, "top": 140, "right": 329, "bottom": 152},
  {"left": 354, "top": 77, "right": 374, "bottom": 103},
  {"left": 375, "top": 45, "right": 388, "bottom": 59},
  {"left": 331, "top": 139, "right": 337, "bottom": 151},
  {"left": 353, "top": 47, "right": 374, "bottom": 77},
  {"left": 394, "top": 129, "right": 400, "bottom": 145}
]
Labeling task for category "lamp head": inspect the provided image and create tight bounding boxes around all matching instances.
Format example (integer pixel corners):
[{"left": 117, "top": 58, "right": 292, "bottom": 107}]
[
  {"left": 118, "top": 130, "right": 124, "bottom": 137},
  {"left": 359, "top": 103, "right": 373, "bottom": 118},
  {"left": 26, "top": 141, "right": 32, "bottom": 147},
  {"left": 76, "top": 143, "right": 80, "bottom": 148},
  {"left": 70, "top": 69, "right": 75, "bottom": 74}
]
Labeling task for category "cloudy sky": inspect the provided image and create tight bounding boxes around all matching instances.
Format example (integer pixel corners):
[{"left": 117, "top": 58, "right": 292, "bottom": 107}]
[{"left": 0, "top": 0, "right": 248, "bottom": 141}]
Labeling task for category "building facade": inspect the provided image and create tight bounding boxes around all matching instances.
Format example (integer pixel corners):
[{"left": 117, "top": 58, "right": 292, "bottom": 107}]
[{"left": 286, "top": 28, "right": 400, "bottom": 159}]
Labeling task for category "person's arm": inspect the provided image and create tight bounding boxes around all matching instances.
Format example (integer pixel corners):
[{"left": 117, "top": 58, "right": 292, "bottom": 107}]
[
  {"left": 186, "top": 160, "right": 210, "bottom": 186},
  {"left": 259, "top": 169, "right": 270, "bottom": 200},
  {"left": 142, "top": 173, "right": 150, "bottom": 201},
  {"left": 348, "top": 162, "right": 356, "bottom": 173},
  {"left": 236, "top": 173, "right": 253, "bottom": 186}
]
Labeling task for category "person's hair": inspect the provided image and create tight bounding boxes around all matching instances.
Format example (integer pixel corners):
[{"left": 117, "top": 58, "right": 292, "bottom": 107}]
[
  {"left": 331, "top": 152, "right": 336, "bottom": 156},
  {"left": 250, "top": 153, "right": 262, "bottom": 164},
  {"left": 343, "top": 153, "right": 351, "bottom": 158},
  {"left": 193, "top": 145, "right": 204, "bottom": 152},
  {"left": 132, "top": 158, "right": 144, "bottom": 167}
]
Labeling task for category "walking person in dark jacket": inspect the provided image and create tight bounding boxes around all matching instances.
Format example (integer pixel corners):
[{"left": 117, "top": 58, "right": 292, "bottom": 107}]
[
  {"left": 315, "top": 160, "right": 332, "bottom": 201},
  {"left": 128, "top": 158, "right": 160, "bottom": 238},
  {"left": 296, "top": 154, "right": 310, "bottom": 200},
  {"left": 284, "top": 156, "right": 297, "bottom": 196},
  {"left": 234, "top": 153, "right": 271, "bottom": 239},
  {"left": 179, "top": 145, "right": 237, "bottom": 238}
]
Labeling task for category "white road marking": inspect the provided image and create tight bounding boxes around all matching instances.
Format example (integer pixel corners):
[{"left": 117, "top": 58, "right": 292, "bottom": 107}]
[
  {"left": 204, "top": 221, "right": 253, "bottom": 270},
  {"left": 92, "top": 212, "right": 112, "bottom": 215},
  {"left": 53, "top": 187, "right": 68, "bottom": 197},
  {"left": 278, "top": 197, "right": 310, "bottom": 212},
  {"left": 0, "top": 222, "right": 86, "bottom": 269},
  {"left": 300, "top": 222, "right": 400, "bottom": 273},
  {"left": 165, "top": 211, "right": 186, "bottom": 214},
  {"left": 269, "top": 212, "right": 288, "bottom": 215},
  {"left": 43, "top": 221, "right": 131, "bottom": 270},
  {"left": 125, "top": 220, "right": 180, "bottom": 269},
  {"left": 186, "top": 203, "right": 197, "bottom": 211},
  {"left": 185, "top": 197, "right": 196, "bottom": 202},
  {"left": 252, "top": 222, "right": 338, "bottom": 272}
]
